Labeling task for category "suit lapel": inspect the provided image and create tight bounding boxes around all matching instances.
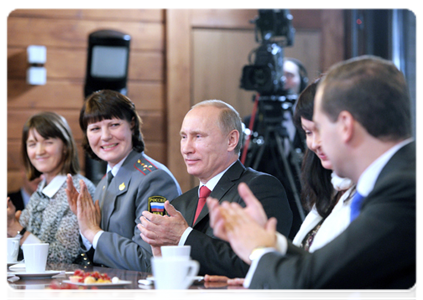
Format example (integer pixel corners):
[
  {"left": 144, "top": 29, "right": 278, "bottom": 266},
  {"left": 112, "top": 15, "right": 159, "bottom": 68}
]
[
  {"left": 100, "top": 151, "right": 136, "bottom": 231},
  {"left": 193, "top": 160, "right": 245, "bottom": 226},
  {"left": 363, "top": 141, "right": 415, "bottom": 209}
]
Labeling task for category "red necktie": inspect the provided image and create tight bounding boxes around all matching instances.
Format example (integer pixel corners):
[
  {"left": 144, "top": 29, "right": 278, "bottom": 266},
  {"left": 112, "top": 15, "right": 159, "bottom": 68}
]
[{"left": 193, "top": 186, "right": 211, "bottom": 225}]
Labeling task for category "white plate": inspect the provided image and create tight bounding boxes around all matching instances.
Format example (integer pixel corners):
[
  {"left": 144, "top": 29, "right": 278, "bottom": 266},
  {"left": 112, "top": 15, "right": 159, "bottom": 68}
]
[
  {"left": 11, "top": 270, "right": 61, "bottom": 279},
  {"left": 9, "top": 263, "right": 26, "bottom": 270},
  {"left": 62, "top": 279, "right": 132, "bottom": 287},
  {"left": 7, "top": 261, "right": 22, "bottom": 267},
  {"left": 38, "top": 293, "right": 114, "bottom": 300}
]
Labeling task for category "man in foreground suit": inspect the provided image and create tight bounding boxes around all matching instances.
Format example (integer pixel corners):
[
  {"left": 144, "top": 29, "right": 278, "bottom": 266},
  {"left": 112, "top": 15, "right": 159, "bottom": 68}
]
[
  {"left": 138, "top": 100, "right": 293, "bottom": 278},
  {"left": 207, "top": 55, "right": 415, "bottom": 288}
]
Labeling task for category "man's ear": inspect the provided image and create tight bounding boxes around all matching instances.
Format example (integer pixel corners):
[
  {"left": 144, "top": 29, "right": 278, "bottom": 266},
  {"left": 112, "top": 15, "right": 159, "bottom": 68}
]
[
  {"left": 227, "top": 129, "right": 239, "bottom": 151},
  {"left": 337, "top": 111, "right": 354, "bottom": 143}
]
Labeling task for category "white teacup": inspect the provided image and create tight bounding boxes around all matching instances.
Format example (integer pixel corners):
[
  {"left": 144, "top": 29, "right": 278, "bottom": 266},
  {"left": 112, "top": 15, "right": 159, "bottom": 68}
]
[
  {"left": 22, "top": 243, "right": 49, "bottom": 273},
  {"left": 160, "top": 245, "right": 191, "bottom": 259},
  {"left": 152, "top": 257, "right": 199, "bottom": 290},
  {"left": 7, "top": 237, "right": 20, "bottom": 263}
]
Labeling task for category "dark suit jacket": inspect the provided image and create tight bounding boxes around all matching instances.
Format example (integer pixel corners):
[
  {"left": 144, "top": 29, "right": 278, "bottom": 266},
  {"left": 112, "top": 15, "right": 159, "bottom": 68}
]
[
  {"left": 8, "top": 189, "right": 26, "bottom": 211},
  {"left": 84, "top": 150, "right": 181, "bottom": 271},
  {"left": 172, "top": 160, "right": 293, "bottom": 278},
  {"left": 250, "top": 141, "right": 416, "bottom": 289}
]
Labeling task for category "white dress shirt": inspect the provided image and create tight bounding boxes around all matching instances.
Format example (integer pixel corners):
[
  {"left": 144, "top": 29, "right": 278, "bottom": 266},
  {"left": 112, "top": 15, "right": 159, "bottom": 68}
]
[{"left": 178, "top": 161, "right": 237, "bottom": 245}]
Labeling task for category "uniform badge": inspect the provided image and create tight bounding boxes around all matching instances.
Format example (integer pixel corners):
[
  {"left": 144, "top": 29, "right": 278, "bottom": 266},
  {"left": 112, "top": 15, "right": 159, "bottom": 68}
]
[
  {"left": 119, "top": 182, "right": 126, "bottom": 191},
  {"left": 148, "top": 196, "right": 167, "bottom": 216}
]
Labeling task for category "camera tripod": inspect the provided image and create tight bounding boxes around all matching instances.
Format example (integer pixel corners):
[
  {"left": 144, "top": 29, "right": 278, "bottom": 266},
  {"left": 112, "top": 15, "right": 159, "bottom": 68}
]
[{"left": 244, "top": 99, "right": 305, "bottom": 221}]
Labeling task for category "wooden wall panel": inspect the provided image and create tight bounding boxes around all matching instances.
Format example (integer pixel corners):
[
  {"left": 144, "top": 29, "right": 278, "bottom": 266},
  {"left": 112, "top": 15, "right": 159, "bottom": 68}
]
[
  {"left": 167, "top": 9, "right": 345, "bottom": 191},
  {"left": 7, "top": 18, "right": 164, "bottom": 51},
  {"left": 9, "top": 9, "right": 163, "bottom": 22},
  {"left": 192, "top": 29, "right": 322, "bottom": 121},
  {"left": 190, "top": 9, "right": 323, "bottom": 30},
  {"left": 7, "top": 9, "right": 166, "bottom": 194},
  {"left": 8, "top": 81, "right": 164, "bottom": 111},
  {"left": 8, "top": 48, "right": 163, "bottom": 81},
  {"left": 166, "top": 10, "right": 193, "bottom": 192}
]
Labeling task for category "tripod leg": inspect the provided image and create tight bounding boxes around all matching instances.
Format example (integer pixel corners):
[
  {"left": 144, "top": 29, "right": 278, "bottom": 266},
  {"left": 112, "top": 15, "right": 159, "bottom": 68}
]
[
  {"left": 251, "top": 130, "right": 270, "bottom": 170},
  {"left": 274, "top": 134, "right": 305, "bottom": 221}
]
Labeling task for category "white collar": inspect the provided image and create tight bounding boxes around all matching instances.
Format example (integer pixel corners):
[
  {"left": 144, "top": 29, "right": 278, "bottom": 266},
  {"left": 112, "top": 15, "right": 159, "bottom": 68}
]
[
  {"left": 41, "top": 174, "right": 67, "bottom": 198},
  {"left": 357, "top": 138, "right": 413, "bottom": 197},
  {"left": 107, "top": 152, "right": 132, "bottom": 177},
  {"left": 199, "top": 160, "right": 237, "bottom": 194},
  {"left": 331, "top": 172, "right": 353, "bottom": 191}
]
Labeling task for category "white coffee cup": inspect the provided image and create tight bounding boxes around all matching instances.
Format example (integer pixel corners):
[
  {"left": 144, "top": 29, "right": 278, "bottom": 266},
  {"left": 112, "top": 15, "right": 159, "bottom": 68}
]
[
  {"left": 160, "top": 245, "right": 191, "bottom": 259},
  {"left": 22, "top": 243, "right": 49, "bottom": 273},
  {"left": 7, "top": 237, "right": 20, "bottom": 263},
  {"left": 152, "top": 257, "right": 199, "bottom": 290}
]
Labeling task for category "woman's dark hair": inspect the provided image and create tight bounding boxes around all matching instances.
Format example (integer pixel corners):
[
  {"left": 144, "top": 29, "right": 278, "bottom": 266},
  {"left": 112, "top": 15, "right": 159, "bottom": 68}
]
[
  {"left": 293, "top": 77, "right": 337, "bottom": 218},
  {"left": 21, "top": 111, "right": 80, "bottom": 181},
  {"left": 79, "top": 90, "right": 145, "bottom": 161}
]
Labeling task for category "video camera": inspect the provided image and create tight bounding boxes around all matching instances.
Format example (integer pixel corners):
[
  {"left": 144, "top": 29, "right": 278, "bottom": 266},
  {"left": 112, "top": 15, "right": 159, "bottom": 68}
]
[{"left": 240, "top": 9, "right": 295, "bottom": 96}]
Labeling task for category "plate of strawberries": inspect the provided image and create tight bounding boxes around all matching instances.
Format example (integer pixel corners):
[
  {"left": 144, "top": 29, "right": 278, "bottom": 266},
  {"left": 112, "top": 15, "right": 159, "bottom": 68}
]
[{"left": 62, "top": 269, "right": 131, "bottom": 287}]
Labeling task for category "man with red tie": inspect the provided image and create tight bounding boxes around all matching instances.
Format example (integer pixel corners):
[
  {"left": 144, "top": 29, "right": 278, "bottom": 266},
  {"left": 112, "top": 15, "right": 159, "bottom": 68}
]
[{"left": 138, "top": 99, "right": 293, "bottom": 278}]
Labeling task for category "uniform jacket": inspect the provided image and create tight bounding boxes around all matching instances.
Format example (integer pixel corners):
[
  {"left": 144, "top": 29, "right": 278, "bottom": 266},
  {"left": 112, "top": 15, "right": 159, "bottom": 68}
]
[
  {"left": 172, "top": 160, "right": 293, "bottom": 278},
  {"left": 249, "top": 141, "right": 416, "bottom": 289},
  {"left": 86, "top": 150, "right": 181, "bottom": 271}
]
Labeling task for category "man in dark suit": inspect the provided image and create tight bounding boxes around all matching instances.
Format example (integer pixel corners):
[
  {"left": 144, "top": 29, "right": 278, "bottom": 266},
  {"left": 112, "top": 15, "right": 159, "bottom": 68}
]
[
  {"left": 7, "top": 170, "right": 42, "bottom": 211},
  {"left": 138, "top": 100, "right": 293, "bottom": 278},
  {"left": 207, "top": 55, "right": 415, "bottom": 288}
]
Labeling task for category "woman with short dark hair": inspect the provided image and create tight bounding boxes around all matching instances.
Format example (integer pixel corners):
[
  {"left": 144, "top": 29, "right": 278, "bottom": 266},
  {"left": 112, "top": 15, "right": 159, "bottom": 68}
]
[{"left": 67, "top": 89, "right": 181, "bottom": 271}]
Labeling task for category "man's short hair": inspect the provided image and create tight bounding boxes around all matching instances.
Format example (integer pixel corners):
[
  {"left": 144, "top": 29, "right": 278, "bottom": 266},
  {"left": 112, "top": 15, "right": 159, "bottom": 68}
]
[
  {"left": 191, "top": 100, "right": 243, "bottom": 154},
  {"left": 318, "top": 55, "right": 411, "bottom": 141}
]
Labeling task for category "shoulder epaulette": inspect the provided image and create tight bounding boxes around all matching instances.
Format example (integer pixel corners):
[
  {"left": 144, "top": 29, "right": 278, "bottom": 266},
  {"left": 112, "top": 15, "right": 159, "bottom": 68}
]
[{"left": 134, "top": 156, "right": 158, "bottom": 175}]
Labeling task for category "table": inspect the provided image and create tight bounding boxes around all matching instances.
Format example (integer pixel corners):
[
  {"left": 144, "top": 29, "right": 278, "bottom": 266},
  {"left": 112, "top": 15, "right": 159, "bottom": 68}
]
[{"left": 4, "top": 263, "right": 270, "bottom": 300}]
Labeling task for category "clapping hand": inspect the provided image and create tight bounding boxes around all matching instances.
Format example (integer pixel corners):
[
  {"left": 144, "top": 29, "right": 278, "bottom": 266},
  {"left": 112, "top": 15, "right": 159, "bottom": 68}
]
[
  {"left": 138, "top": 201, "right": 188, "bottom": 246},
  {"left": 7, "top": 197, "right": 22, "bottom": 237},
  {"left": 65, "top": 174, "right": 78, "bottom": 215},
  {"left": 207, "top": 182, "right": 277, "bottom": 264}
]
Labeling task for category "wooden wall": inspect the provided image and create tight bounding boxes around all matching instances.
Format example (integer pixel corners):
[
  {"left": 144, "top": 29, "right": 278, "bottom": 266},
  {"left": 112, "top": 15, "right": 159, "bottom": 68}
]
[
  {"left": 166, "top": 9, "right": 345, "bottom": 191},
  {"left": 7, "top": 9, "right": 345, "bottom": 194},
  {"left": 7, "top": 9, "right": 167, "bottom": 192}
]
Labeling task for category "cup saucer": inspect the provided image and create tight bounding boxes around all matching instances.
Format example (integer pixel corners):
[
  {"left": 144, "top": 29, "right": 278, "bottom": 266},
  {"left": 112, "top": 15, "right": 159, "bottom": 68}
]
[
  {"left": 7, "top": 261, "right": 20, "bottom": 267},
  {"left": 11, "top": 270, "right": 61, "bottom": 279}
]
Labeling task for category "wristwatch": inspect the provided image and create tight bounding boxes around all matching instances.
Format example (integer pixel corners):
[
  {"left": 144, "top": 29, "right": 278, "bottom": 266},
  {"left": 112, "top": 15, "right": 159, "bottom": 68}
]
[{"left": 17, "top": 227, "right": 27, "bottom": 238}]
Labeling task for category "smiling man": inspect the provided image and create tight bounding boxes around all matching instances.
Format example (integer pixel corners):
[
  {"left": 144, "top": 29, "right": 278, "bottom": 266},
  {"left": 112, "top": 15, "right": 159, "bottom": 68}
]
[{"left": 138, "top": 99, "right": 293, "bottom": 278}]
